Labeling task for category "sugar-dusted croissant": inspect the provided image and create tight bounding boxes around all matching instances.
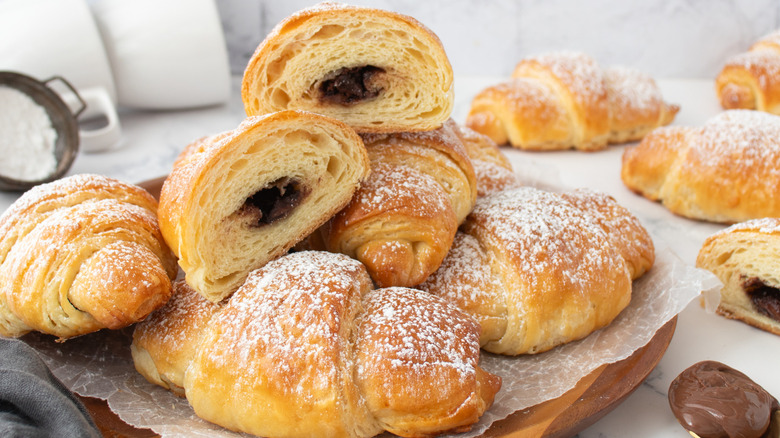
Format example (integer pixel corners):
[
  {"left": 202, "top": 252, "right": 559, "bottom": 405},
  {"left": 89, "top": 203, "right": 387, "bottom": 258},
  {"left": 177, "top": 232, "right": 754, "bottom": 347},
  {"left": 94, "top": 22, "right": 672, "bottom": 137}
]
[
  {"left": 621, "top": 109, "right": 780, "bottom": 223},
  {"left": 419, "top": 187, "right": 654, "bottom": 355},
  {"left": 0, "top": 174, "right": 178, "bottom": 339},
  {"left": 716, "top": 29, "right": 780, "bottom": 115},
  {"left": 466, "top": 51, "right": 678, "bottom": 151},
  {"left": 318, "top": 121, "right": 477, "bottom": 287},
  {"left": 242, "top": 2, "right": 454, "bottom": 134},
  {"left": 696, "top": 217, "right": 780, "bottom": 336},
  {"left": 158, "top": 110, "right": 369, "bottom": 302},
  {"left": 133, "top": 251, "right": 500, "bottom": 438}
]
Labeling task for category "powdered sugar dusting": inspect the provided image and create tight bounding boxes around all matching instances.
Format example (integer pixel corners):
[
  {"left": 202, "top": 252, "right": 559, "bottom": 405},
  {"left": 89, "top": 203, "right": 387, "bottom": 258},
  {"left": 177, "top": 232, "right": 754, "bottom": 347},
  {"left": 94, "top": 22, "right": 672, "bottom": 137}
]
[
  {"left": 348, "top": 162, "right": 451, "bottom": 218},
  {"left": 468, "top": 187, "right": 618, "bottom": 289},
  {"left": 726, "top": 50, "right": 780, "bottom": 88},
  {"left": 712, "top": 217, "right": 780, "bottom": 237},
  {"left": 357, "top": 286, "right": 480, "bottom": 382},
  {"left": 693, "top": 110, "right": 780, "bottom": 179},
  {"left": 605, "top": 66, "right": 662, "bottom": 113},
  {"left": 526, "top": 51, "right": 608, "bottom": 111},
  {"left": 203, "top": 251, "right": 368, "bottom": 395}
]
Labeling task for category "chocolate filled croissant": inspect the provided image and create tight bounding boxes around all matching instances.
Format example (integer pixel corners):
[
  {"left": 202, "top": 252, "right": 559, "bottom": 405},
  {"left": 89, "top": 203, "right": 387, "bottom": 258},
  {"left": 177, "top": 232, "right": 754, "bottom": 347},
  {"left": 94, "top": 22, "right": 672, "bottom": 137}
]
[
  {"left": 419, "top": 187, "right": 654, "bottom": 355},
  {"left": 621, "top": 109, "right": 780, "bottom": 223},
  {"left": 317, "top": 121, "right": 477, "bottom": 287},
  {"left": 697, "top": 218, "right": 780, "bottom": 336},
  {"left": 241, "top": 2, "right": 454, "bottom": 133},
  {"left": 716, "top": 29, "right": 780, "bottom": 115},
  {"left": 0, "top": 174, "right": 178, "bottom": 339},
  {"left": 466, "top": 51, "right": 678, "bottom": 151},
  {"left": 132, "top": 251, "right": 500, "bottom": 438},
  {"left": 158, "top": 110, "right": 369, "bottom": 302}
]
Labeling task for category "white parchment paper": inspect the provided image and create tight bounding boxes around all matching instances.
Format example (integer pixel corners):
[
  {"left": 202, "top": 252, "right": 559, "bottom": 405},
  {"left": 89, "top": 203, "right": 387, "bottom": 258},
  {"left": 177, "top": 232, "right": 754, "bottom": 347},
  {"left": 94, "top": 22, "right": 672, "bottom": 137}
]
[{"left": 21, "top": 244, "right": 720, "bottom": 438}]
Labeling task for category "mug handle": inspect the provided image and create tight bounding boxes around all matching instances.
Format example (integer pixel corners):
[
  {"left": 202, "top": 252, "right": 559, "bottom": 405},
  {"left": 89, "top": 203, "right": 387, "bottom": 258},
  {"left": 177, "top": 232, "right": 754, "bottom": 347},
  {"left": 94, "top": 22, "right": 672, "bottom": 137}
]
[{"left": 58, "top": 86, "right": 122, "bottom": 153}]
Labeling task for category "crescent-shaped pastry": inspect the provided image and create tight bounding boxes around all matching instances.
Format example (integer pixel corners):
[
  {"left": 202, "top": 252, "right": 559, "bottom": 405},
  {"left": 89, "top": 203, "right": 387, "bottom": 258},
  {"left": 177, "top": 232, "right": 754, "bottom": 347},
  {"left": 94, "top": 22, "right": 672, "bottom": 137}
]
[
  {"left": 133, "top": 251, "right": 499, "bottom": 437},
  {"left": 466, "top": 52, "right": 678, "bottom": 151},
  {"left": 318, "top": 121, "right": 477, "bottom": 288},
  {"left": 241, "top": 2, "right": 454, "bottom": 133},
  {"left": 0, "top": 174, "right": 177, "bottom": 339},
  {"left": 621, "top": 109, "right": 780, "bottom": 223},
  {"left": 158, "top": 110, "right": 370, "bottom": 302},
  {"left": 716, "top": 29, "right": 780, "bottom": 115},
  {"left": 697, "top": 218, "right": 780, "bottom": 336},
  {"left": 419, "top": 187, "right": 654, "bottom": 355}
]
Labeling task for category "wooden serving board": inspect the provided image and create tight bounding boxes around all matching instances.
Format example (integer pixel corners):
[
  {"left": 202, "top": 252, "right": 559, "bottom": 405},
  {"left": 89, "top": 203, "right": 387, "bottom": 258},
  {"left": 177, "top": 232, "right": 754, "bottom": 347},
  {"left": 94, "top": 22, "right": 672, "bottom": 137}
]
[{"left": 80, "top": 177, "right": 677, "bottom": 437}]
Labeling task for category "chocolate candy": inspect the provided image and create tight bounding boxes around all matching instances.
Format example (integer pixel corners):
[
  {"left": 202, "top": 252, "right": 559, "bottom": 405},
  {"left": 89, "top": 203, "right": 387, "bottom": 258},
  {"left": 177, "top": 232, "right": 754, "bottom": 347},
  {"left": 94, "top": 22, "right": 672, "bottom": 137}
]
[{"left": 668, "top": 361, "right": 779, "bottom": 438}]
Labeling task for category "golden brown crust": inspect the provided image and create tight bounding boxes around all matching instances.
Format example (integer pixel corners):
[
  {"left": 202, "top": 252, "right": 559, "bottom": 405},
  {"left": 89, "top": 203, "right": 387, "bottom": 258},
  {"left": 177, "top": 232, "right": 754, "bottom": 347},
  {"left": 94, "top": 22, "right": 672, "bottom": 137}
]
[
  {"left": 158, "top": 110, "right": 370, "bottom": 302},
  {"left": 621, "top": 110, "right": 780, "bottom": 223},
  {"left": 419, "top": 187, "right": 652, "bottom": 356},
  {"left": 241, "top": 2, "right": 453, "bottom": 133},
  {"left": 131, "top": 280, "right": 222, "bottom": 395},
  {"left": 0, "top": 174, "right": 177, "bottom": 339},
  {"left": 466, "top": 52, "right": 677, "bottom": 151},
  {"left": 696, "top": 218, "right": 780, "bottom": 336},
  {"left": 162, "top": 251, "right": 500, "bottom": 437},
  {"left": 320, "top": 121, "right": 477, "bottom": 288},
  {"left": 716, "top": 29, "right": 780, "bottom": 115}
]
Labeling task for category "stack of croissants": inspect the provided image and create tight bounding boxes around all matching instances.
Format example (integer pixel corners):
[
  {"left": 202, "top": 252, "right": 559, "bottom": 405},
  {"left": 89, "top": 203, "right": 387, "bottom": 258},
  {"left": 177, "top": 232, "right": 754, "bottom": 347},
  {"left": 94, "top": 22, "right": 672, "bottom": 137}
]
[{"left": 4, "top": 2, "right": 780, "bottom": 438}]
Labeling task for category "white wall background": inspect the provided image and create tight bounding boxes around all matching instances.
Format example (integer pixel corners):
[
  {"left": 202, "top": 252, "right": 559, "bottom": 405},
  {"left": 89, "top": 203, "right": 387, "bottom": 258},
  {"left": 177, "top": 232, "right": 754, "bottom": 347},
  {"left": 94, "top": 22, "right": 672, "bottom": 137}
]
[{"left": 214, "top": 0, "right": 780, "bottom": 79}]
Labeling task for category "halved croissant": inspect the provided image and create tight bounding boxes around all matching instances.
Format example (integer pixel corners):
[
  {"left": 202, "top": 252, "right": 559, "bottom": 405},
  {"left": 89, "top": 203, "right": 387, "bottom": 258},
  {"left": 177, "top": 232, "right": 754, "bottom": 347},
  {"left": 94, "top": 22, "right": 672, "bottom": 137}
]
[
  {"left": 0, "top": 174, "right": 177, "bottom": 339},
  {"left": 158, "top": 110, "right": 369, "bottom": 302},
  {"left": 241, "top": 2, "right": 454, "bottom": 133},
  {"left": 133, "top": 251, "right": 500, "bottom": 438}
]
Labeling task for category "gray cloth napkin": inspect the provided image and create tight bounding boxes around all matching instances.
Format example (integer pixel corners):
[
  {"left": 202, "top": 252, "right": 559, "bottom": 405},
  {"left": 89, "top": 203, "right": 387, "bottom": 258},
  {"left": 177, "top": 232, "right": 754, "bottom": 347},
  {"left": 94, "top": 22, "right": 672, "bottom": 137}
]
[{"left": 0, "top": 337, "right": 101, "bottom": 438}]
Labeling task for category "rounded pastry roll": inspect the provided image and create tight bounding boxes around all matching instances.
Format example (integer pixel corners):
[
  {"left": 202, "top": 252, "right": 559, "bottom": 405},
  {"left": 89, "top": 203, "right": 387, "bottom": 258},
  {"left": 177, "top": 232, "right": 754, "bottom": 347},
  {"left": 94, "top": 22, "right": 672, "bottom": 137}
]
[
  {"left": 419, "top": 187, "right": 654, "bottom": 355},
  {"left": 241, "top": 2, "right": 454, "bottom": 133},
  {"left": 466, "top": 52, "right": 678, "bottom": 151},
  {"left": 697, "top": 218, "right": 780, "bottom": 336},
  {"left": 622, "top": 110, "right": 780, "bottom": 223},
  {"left": 178, "top": 251, "right": 498, "bottom": 438},
  {"left": 716, "top": 29, "right": 780, "bottom": 115},
  {"left": 0, "top": 174, "right": 177, "bottom": 339},
  {"left": 319, "top": 122, "right": 477, "bottom": 288},
  {"left": 158, "top": 110, "right": 369, "bottom": 302}
]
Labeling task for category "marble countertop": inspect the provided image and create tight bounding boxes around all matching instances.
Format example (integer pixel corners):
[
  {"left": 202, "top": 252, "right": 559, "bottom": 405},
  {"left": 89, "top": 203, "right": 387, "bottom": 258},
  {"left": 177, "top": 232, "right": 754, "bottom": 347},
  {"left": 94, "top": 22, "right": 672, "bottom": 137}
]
[{"left": 2, "top": 77, "right": 778, "bottom": 437}]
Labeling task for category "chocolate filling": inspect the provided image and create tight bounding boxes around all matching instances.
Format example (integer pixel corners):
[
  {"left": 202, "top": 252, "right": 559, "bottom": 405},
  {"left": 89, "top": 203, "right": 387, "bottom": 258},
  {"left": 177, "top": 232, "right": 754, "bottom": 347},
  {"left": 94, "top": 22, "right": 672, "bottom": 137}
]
[
  {"left": 319, "top": 65, "right": 384, "bottom": 106},
  {"left": 239, "top": 178, "right": 309, "bottom": 227},
  {"left": 743, "top": 277, "right": 780, "bottom": 322}
]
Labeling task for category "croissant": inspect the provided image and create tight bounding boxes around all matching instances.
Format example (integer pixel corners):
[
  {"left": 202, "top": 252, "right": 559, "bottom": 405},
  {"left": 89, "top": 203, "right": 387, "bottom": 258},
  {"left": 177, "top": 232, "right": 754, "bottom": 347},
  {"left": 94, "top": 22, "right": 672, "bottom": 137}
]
[
  {"left": 716, "top": 29, "right": 780, "bottom": 115},
  {"left": 132, "top": 250, "right": 500, "bottom": 438},
  {"left": 0, "top": 174, "right": 177, "bottom": 339},
  {"left": 317, "top": 121, "right": 477, "bottom": 287},
  {"left": 419, "top": 187, "right": 654, "bottom": 355},
  {"left": 158, "top": 110, "right": 370, "bottom": 302},
  {"left": 696, "top": 217, "right": 780, "bottom": 336},
  {"left": 242, "top": 2, "right": 454, "bottom": 134},
  {"left": 621, "top": 109, "right": 780, "bottom": 223},
  {"left": 466, "top": 51, "right": 678, "bottom": 151}
]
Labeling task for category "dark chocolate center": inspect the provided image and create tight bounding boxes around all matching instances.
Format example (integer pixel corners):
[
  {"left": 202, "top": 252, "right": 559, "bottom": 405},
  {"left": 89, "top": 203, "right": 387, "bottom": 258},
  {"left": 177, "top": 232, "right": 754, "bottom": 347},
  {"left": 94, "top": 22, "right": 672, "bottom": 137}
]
[
  {"left": 319, "top": 65, "right": 384, "bottom": 106},
  {"left": 743, "top": 277, "right": 780, "bottom": 322},
  {"left": 239, "top": 178, "right": 308, "bottom": 227}
]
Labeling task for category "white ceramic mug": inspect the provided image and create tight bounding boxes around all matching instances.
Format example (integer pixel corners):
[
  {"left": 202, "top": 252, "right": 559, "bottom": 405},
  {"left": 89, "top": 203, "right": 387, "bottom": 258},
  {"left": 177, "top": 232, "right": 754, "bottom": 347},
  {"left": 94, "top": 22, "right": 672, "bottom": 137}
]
[
  {"left": 89, "top": 0, "right": 232, "bottom": 110},
  {"left": 0, "top": 0, "right": 122, "bottom": 152}
]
